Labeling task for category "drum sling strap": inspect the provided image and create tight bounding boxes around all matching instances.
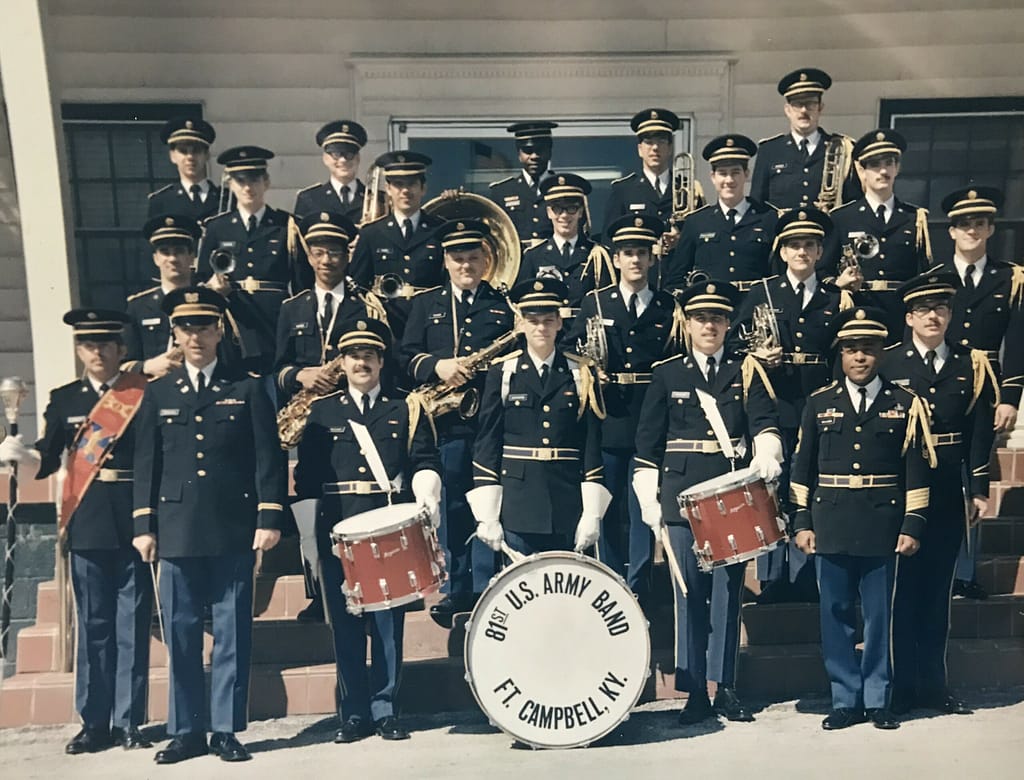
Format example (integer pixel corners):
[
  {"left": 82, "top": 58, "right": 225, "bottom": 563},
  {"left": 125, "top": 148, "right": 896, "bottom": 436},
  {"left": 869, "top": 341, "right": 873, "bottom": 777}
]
[
  {"left": 349, "top": 419, "right": 399, "bottom": 502},
  {"left": 693, "top": 387, "right": 747, "bottom": 468}
]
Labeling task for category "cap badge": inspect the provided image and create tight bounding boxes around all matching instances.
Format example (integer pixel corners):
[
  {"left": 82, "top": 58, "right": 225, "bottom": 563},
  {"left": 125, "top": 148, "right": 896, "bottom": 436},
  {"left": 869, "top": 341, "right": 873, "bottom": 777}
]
[
  {"left": 356, "top": 320, "right": 367, "bottom": 330},
  {"left": 875, "top": 132, "right": 885, "bottom": 142},
  {"left": 968, "top": 189, "right": 977, "bottom": 200},
  {"left": 165, "top": 217, "right": 175, "bottom": 227},
  {"left": 86, "top": 311, "right": 97, "bottom": 320},
  {"left": 185, "top": 292, "right": 199, "bottom": 304},
  {"left": 239, "top": 150, "right": 247, "bottom": 158},
  {"left": 456, "top": 222, "right": 465, "bottom": 231},
  {"left": 855, "top": 309, "right": 866, "bottom": 320},
  {"left": 558, "top": 176, "right": 566, "bottom": 185},
  {"left": 533, "top": 281, "right": 544, "bottom": 291},
  {"left": 341, "top": 124, "right": 349, "bottom": 133},
  {"left": 650, "top": 110, "right": 658, "bottom": 119},
  {"left": 185, "top": 120, "right": 193, "bottom": 130},
  {"left": 706, "top": 283, "right": 717, "bottom": 294},
  {"left": 725, "top": 138, "right": 735, "bottom": 147},
  {"left": 320, "top": 212, "right": 330, "bottom": 221},
  {"left": 397, "top": 154, "right": 406, "bottom": 163},
  {"left": 928, "top": 276, "right": 938, "bottom": 283},
  {"left": 798, "top": 211, "right": 807, "bottom": 220},
  {"left": 799, "top": 72, "right": 807, "bottom": 81},
  {"left": 634, "top": 217, "right": 644, "bottom": 228}
]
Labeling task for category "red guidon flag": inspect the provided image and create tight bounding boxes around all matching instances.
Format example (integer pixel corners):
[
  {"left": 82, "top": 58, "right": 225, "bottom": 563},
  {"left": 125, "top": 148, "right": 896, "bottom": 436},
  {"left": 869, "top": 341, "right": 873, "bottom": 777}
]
[{"left": 59, "top": 373, "right": 148, "bottom": 535}]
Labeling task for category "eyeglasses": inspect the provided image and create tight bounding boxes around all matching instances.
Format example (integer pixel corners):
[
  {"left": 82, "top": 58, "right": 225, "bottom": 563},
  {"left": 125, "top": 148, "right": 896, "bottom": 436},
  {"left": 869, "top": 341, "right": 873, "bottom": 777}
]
[
  {"left": 325, "top": 148, "right": 357, "bottom": 161},
  {"left": 910, "top": 303, "right": 951, "bottom": 316},
  {"left": 309, "top": 247, "right": 347, "bottom": 261},
  {"left": 550, "top": 203, "right": 582, "bottom": 215}
]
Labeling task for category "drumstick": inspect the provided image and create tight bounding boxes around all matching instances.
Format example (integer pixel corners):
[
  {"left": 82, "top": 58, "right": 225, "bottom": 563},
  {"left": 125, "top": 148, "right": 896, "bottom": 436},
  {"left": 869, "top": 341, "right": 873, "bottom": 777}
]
[
  {"left": 499, "top": 540, "right": 527, "bottom": 565},
  {"left": 659, "top": 526, "right": 688, "bottom": 598},
  {"left": 149, "top": 561, "right": 166, "bottom": 645}
]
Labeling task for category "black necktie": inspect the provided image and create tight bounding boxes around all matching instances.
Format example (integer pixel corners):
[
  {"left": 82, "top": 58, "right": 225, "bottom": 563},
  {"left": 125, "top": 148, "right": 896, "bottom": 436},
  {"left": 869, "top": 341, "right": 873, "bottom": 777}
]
[
  {"left": 706, "top": 356, "right": 717, "bottom": 385},
  {"left": 726, "top": 208, "right": 738, "bottom": 226},
  {"left": 402, "top": 218, "right": 413, "bottom": 240},
  {"left": 628, "top": 293, "right": 639, "bottom": 321},
  {"left": 539, "top": 363, "right": 549, "bottom": 388},
  {"left": 799, "top": 138, "right": 809, "bottom": 159},
  {"left": 196, "top": 371, "right": 207, "bottom": 395},
  {"left": 247, "top": 214, "right": 258, "bottom": 234},
  {"left": 321, "top": 293, "right": 334, "bottom": 331},
  {"left": 190, "top": 184, "right": 202, "bottom": 203},
  {"left": 654, "top": 177, "right": 663, "bottom": 196},
  {"left": 463, "top": 290, "right": 473, "bottom": 308},
  {"left": 964, "top": 265, "right": 976, "bottom": 292},
  {"left": 857, "top": 386, "right": 867, "bottom": 415},
  {"left": 340, "top": 185, "right": 350, "bottom": 206},
  {"left": 795, "top": 281, "right": 806, "bottom": 308},
  {"left": 925, "top": 349, "right": 937, "bottom": 377},
  {"left": 562, "top": 242, "right": 572, "bottom": 262},
  {"left": 361, "top": 393, "right": 371, "bottom": 416},
  {"left": 875, "top": 204, "right": 887, "bottom": 226}
]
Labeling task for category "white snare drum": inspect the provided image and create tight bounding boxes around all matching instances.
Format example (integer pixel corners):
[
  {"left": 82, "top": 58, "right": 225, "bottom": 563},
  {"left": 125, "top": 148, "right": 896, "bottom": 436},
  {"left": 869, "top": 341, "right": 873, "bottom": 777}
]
[
  {"left": 330, "top": 503, "right": 447, "bottom": 613},
  {"left": 464, "top": 552, "right": 650, "bottom": 749}
]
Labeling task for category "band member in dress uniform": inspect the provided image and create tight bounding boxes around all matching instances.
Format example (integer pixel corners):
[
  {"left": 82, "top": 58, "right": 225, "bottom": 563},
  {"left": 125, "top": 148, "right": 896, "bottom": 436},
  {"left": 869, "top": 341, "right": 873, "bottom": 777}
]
[
  {"left": 791, "top": 306, "right": 933, "bottom": 731},
  {"left": 883, "top": 272, "right": 996, "bottom": 717},
  {"left": 664, "top": 135, "right": 779, "bottom": 294},
  {"left": 132, "top": 287, "right": 286, "bottom": 764},
  {"left": 148, "top": 118, "right": 221, "bottom": 221},
  {"left": 0, "top": 310, "right": 152, "bottom": 753},
  {"left": 468, "top": 278, "right": 611, "bottom": 556},
  {"left": 197, "top": 145, "right": 296, "bottom": 375},
  {"left": 401, "top": 220, "right": 514, "bottom": 626},
  {"left": 732, "top": 208, "right": 855, "bottom": 603},
  {"left": 750, "top": 68, "right": 861, "bottom": 211},
  {"left": 293, "top": 120, "right": 368, "bottom": 224},
  {"left": 348, "top": 151, "right": 444, "bottom": 339},
  {"left": 566, "top": 213, "right": 683, "bottom": 598},
  {"left": 517, "top": 173, "right": 612, "bottom": 320},
  {"left": 294, "top": 318, "right": 442, "bottom": 743},
  {"left": 929, "top": 186, "right": 1024, "bottom": 599},
  {"left": 123, "top": 214, "right": 247, "bottom": 378},
  {"left": 822, "top": 130, "right": 932, "bottom": 342},
  {"left": 633, "top": 280, "right": 783, "bottom": 725},
  {"left": 274, "top": 211, "right": 386, "bottom": 623},
  {"left": 489, "top": 121, "right": 558, "bottom": 246},
  {"left": 604, "top": 108, "right": 683, "bottom": 228}
]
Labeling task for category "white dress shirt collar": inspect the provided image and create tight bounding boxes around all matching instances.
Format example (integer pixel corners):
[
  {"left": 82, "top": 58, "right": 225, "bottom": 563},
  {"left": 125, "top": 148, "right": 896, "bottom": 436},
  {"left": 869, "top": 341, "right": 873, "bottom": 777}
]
[
  {"left": 553, "top": 235, "right": 575, "bottom": 255},
  {"left": 181, "top": 178, "right": 211, "bottom": 200},
  {"left": 643, "top": 168, "right": 671, "bottom": 194},
  {"left": 87, "top": 373, "right": 120, "bottom": 394},
  {"left": 314, "top": 280, "right": 347, "bottom": 310},
  {"left": 393, "top": 209, "right": 421, "bottom": 232},
  {"left": 786, "top": 271, "right": 818, "bottom": 306},
  {"left": 237, "top": 204, "right": 267, "bottom": 226},
  {"left": 954, "top": 254, "right": 987, "bottom": 281},
  {"left": 348, "top": 384, "right": 381, "bottom": 411},
  {"left": 845, "top": 375, "right": 882, "bottom": 410},
  {"left": 719, "top": 198, "right": 750, "bottom": 221},
  {"left": 185, "top": 359, "right": 217, "bottom": 391},
  {"left": 691, "top": 347, "right": 725, "bottom": 380},
  {"left": 619, "top": 283, "right": 653, "bottom": 316},
  {"left": 527, "top": 348, "right": 556, "bottom": 375},
  {"left": 912, "top": 338, "right": 949, "bottom": 372},
  {"left": 864, "top": 193, "right": 896, "bottom": 222},
  {"left": 791, "top": 129, "right": 822, "bottom": 155}
]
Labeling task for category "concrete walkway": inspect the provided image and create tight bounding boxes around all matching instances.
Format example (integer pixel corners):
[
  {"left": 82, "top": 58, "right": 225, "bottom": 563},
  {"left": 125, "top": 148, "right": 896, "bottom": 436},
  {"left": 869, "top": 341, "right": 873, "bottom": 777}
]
[{"left": 2, "top": 692, "right": 1023, "bottom": 779}]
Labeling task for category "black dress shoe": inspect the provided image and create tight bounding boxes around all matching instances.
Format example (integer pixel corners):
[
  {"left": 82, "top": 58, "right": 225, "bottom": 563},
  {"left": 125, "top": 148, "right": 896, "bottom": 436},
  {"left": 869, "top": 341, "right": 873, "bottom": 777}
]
[
  {"left": 919, "top": 690, "right": 973, "bottom": 715},
  {"left": 429, "top": 594, "right": 476, "bottom": 629},
  {"left": 154, "top": 733, "right": 208, "bottom": 764},
  {"left": 296, "top": 595, "right": 325, "bottom": 623},
  {"left": 65, "top": 727, "right": 113, "bottom": 755},
  {"left": 952, "top": 579, "right": 988, "bottom": 600},
  {"left": 866, "top": 707, "right": 901, "bottom": 730},
  {"left": 111, "top": 726, "right": 152, "bottom": 749},
  {"left": 677, "top": 692, "right": 716, "bottom": 726},
  {"left": 713, "top": 685, "right": 755, "bottom": 722},
  {"left": 209, "top": 732, "right": 251, "bottom": 762},
  {"left": 334, "top": 716, "right": 374, "bottom": 744},
  {"left": 821, "top": 708, "right": 866, "bottom": 730},
  {"left": 375, "top": 716, "right": 410, "bottom": 741}
]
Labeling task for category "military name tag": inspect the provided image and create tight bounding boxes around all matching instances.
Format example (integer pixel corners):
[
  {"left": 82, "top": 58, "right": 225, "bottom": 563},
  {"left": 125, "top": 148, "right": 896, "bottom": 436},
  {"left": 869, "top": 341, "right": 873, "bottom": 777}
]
[
  {"left": 216, "top": 398, "right": 246, "bottom": 406},
  {"left": 158, "top": 408, "right": 180, "bottom": 416},
  {"left": 504, "top": 197, "right": 521, "bottom": 207},
  {"left": 892, "top": 378, "right": 911, "bottom": 386},
  {"left": 629, "top": 203, "right": 646, "bottom": 211},
  {"left": 670, "top": 391, "right": 691, "bottom": 400},
  {"left": 699, "top": 232, "right": 716, "bottom": 241},
  {"left": 508, "top": 393, "right": 528, "bottom": 403},
  {"left": 329, "top": 426, "right": 347, "bottom": 433},
  {"left": 772, "top": 163, "right": 787, "bottom": 173},
  {"left": 429, "top": 311, "right": 447, "bottom": 320},
  {"left": 66, "top": 415, "right": 86, "bottom": 424},
  {"left": 141, "top": 317, "right": 162, "bottom": 326},
  {"left": 291, "top": 322, "right": 312, "bottom": 332}
]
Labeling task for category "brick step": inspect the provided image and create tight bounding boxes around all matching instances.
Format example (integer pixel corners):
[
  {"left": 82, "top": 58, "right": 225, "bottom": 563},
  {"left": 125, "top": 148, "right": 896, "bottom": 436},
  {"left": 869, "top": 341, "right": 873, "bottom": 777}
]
[
  {"left": 5, "top": 637, "right": 1022, "bottom": 728},
  {"left": 975, "top": 555, "right": 1024, "bottom": 595},
  {"left": 993, "top": 448, "right": 1024, "bottom": 485},
  {"left": 979, "top": 516, "right": 1024, "bottom": 555}
]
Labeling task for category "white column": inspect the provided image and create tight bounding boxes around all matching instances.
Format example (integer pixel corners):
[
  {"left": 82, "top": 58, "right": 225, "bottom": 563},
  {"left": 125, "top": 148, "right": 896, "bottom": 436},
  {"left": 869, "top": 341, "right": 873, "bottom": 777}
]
[{"left": 0, "top": 0, "right": 77, "bottom": 433}]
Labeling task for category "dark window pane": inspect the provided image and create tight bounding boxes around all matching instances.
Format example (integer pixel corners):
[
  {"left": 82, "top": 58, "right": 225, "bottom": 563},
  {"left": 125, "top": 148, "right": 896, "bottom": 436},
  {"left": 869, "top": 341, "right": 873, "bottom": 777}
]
[
  {"left": 76, "top": 183, "right": 116, "bottom": 228},
  {"left": 116, "top": 182, "right": 151, "bottom": 229},
  {"left": 111, "top": 127, "right": 152, "bottom": 179},
  {"left": 72, "top": 129, "right": 112, "bottom": 180}
]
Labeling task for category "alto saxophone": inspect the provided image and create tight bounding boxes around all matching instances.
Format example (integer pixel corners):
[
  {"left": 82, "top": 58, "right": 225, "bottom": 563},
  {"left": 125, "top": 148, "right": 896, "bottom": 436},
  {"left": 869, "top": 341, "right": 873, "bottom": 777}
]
[
  {"left": 408, "top": 329, "right": 519, "bottom": 420},
  {"left": 276, "top": 352, "right": 349, "bottom": 449}
]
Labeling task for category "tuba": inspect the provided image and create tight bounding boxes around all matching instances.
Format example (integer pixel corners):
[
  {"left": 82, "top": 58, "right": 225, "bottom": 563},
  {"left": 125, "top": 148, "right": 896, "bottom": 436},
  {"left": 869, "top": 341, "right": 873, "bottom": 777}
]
[{"left": 423, "top": 191, "right": 521, "bottom": 289}]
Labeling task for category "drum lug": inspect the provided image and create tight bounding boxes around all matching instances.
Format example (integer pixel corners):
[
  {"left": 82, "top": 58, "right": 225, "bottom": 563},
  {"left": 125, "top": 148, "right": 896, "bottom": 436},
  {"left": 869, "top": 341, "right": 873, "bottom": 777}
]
[
  {"left": 400, "top": 530, "right": 409, "bottom": 550},
  {"left": 379, "top": 578, "right": 391, "bottom": 604},
  {"left": 431, "top": 561, "right": 441, "bottom": 577},
  {"left": 776, "top": 512, "right": 788, "bottom": 533},
  {"left": 408, "top": 570, "right": 419, "bottom": 591},
  {"left": 343, "top": 543, "right": 354, "bottom": 562},
  {"left": 370, "top": 542, "right": 380, "bottom": 559},
  {"left": 716, "top": 497, "right": 727, "bottom": 515},
  {"left": 743, "top": 487, "right": 754, "bottom": 506},
  {"left": 754, "top": 525, "right": 767, "bottom": 549},
  {"left": 727, "top": 534, "right": 738, "bottom": 556}
]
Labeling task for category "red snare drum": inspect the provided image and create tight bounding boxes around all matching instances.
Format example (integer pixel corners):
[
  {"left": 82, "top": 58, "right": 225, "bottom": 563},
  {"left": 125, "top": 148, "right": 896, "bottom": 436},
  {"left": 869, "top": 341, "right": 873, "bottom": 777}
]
[
  {"left": 676, "top": 466, "right": 787, "bottom": 572},
  {"left": 330, "top": 503, "right": 447, "bottom": 614}
]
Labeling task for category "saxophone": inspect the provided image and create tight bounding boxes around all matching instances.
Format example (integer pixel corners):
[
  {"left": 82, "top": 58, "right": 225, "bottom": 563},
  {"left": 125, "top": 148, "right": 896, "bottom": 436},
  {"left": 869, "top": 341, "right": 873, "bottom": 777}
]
[
  {"left": 407, "top": 329, "right": 519, "bottom": 420},
  {"left": 276, "top": 353, "right": 349, "bottom": 449}
]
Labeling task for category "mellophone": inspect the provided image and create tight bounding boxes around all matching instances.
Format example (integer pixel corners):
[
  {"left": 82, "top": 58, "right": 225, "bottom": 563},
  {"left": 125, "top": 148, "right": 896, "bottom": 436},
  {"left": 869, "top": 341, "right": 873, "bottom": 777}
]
[{"left": 327, "top": 472, "right": 783, "bottom": 749}]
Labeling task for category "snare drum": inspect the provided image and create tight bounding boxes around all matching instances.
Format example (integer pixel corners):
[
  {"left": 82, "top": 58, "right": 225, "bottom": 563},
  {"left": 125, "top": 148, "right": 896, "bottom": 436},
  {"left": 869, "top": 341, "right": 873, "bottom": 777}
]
[
  {"left": 330, "top": 503, "right": 447, "bottom": 614},
  {"left": 676, "top": 465, "right": 787, "bottom": 572},
  {"left": 464, "top": 552, "right": 650, "bottom": 749}
]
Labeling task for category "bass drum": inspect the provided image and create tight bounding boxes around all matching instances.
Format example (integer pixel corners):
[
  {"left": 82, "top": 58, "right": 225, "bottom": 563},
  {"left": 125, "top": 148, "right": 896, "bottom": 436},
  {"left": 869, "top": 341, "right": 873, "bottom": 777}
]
[{"left": 464, "top": 552, "right": 650, "bottom": 749}]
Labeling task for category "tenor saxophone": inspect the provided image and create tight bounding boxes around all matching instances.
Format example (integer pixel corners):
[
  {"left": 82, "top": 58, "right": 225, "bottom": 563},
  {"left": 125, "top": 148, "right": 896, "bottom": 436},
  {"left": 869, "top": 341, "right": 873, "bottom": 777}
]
[{"left": 276, "top": 353, "right": 349, "bottom": 449}]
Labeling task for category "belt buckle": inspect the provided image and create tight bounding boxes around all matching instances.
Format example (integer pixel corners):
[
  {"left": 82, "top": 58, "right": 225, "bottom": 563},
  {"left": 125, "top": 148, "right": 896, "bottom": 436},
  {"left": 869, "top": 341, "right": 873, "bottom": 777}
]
[
  {"left": 792, "top": 353, "right": 806, "bottom": 365},
  {"left": 849, "top": 474, "right": 864, "bottom": 488},
  {"left": 355, "top": 482, "right": 373, "bottom": 495},
  {"left": 619, "top": 372, "right": 635, "bottom": 384},
  {"left": 240, "top": 276, "right": 260, "bottom": 294},
  {"left": 536, "top": 447, "right": 554, "bottom": 461},
  {"left": 97, "top": 468, "right": 114, "bottom": 483},
  {"left": 701, "top": 441, "right": 716, "bottom": 454}
]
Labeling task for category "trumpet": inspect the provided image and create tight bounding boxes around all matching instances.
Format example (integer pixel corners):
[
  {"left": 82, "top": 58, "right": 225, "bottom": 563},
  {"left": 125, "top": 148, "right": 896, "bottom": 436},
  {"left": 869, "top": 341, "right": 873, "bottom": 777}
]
[
  {"left": 209, "top": 247, "right": 236, "bottom": 276},
  {"left": 372, "top": 273, "right": 407, "bottom": 300},
  {"left": 852, "top": 233, "right": 880, "bottom": 261}
]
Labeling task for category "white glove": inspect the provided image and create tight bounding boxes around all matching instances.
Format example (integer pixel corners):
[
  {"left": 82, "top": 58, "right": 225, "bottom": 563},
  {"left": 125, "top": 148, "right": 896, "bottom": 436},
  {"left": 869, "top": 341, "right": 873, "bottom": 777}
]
[
  {"left": 0, "top": 434, "right": 38, "bottom": 466},
  {"left": 574, "top": 482, "right": 612, "bottom": 552},
  {"left": 751, "top": 432, "right": 784, "bottom": 482},
  {"left": 411, "top": 469, "right": 442, "bottom": 529},
  {"left": 466, "top": 485, "right": 504, "bottom": 552},
  {"left": 632, "top": 468, "right": 663, "bottom": 532}
]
